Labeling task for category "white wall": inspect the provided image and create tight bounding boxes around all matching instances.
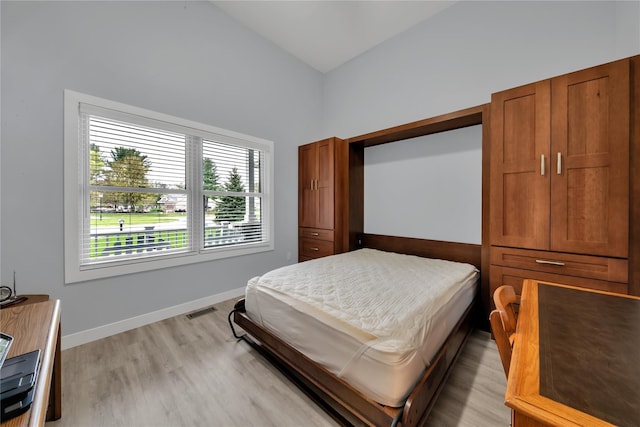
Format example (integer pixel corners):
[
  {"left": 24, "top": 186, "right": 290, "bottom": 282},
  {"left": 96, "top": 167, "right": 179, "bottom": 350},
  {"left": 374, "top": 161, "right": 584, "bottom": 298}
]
[
  {"left": 2, "top": 0, "right": 639, "bottom": 345},
  {"left": 323, "top": 0, "right": 640, "bottom": 244},
  {"left": 365, "top": 126, "right": 482, "bottom": 244},
  {"left": 1, "top": 1, "right": 323, "bottom": 339}
]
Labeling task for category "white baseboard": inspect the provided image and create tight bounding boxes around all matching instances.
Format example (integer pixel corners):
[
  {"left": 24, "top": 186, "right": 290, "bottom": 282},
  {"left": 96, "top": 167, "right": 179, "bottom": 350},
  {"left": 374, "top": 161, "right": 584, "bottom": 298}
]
[{"left": 61, "top": 287, "right": 245, "bottom": 350}]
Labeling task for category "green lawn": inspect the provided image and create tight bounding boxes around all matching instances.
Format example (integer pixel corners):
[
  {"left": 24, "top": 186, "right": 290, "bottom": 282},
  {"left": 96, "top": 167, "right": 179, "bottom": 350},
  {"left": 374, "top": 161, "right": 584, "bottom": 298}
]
[{"left": 90, "top": 212, "right": 185, "bottom": 227}]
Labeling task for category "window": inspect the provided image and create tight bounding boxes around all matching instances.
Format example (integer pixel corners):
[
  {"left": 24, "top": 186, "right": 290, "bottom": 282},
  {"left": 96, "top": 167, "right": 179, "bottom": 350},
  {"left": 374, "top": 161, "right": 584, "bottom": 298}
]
[{"left": 64, "top": 90, "right": 273, "bottom": 283}]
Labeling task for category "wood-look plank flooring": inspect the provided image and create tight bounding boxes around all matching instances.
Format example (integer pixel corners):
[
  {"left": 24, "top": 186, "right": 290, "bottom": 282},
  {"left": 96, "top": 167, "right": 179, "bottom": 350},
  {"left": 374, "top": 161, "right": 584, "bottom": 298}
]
[{"left": 48, "top": 299, "right": 510, "bottom": 426}]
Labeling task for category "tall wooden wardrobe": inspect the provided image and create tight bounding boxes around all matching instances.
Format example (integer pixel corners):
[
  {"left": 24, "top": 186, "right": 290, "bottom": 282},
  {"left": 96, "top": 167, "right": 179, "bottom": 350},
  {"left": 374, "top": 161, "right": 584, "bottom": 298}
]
[
  {"left": 489, "top": 56, "right": 639, "bottom": 298},
  {"left": 298, "top": 137, "right": 350, "bottom": 261}
]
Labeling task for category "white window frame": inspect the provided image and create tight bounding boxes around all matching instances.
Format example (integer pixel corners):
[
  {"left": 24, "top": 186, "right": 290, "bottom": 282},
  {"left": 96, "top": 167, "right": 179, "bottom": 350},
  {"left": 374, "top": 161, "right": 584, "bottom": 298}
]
[{"left": 64, "top": 90, "right": 274, "bottom": 284}]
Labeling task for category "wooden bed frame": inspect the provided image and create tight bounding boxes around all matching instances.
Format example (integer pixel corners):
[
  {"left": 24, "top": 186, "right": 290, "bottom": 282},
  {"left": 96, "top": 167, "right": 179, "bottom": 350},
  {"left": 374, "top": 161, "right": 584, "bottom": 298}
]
[{"left": 230, "top": 233, "right": 482, "bottom": 427}]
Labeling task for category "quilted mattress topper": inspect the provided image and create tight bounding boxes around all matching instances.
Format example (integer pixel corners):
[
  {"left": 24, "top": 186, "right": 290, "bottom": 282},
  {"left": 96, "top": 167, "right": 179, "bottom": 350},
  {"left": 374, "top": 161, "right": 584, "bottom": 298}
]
[{"left": 246, "top": 248, "right": 478, "bottom": 352}]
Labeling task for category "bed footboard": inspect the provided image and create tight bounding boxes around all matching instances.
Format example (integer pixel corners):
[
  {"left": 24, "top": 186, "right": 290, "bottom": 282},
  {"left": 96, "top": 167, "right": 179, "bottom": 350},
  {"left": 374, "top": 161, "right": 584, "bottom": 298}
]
[
  {"left": 402, "top": 300, "right": 476, "bottom": 426},
  {"left": 231, "top": 297, "right": 476, "bottom": 427}
]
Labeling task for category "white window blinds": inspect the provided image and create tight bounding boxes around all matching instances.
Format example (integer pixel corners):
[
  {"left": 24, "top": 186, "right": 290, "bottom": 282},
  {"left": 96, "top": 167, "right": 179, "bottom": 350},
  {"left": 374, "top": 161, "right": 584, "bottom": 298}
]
[
  {"left": 80, "top": 109, "right": 191, "bottom": 265},
  {"left": 65, "top": 90, "right": 273, "bottom": 283},
  {"left": 202, "top": 140, "right": 265, "bottom": 249}
]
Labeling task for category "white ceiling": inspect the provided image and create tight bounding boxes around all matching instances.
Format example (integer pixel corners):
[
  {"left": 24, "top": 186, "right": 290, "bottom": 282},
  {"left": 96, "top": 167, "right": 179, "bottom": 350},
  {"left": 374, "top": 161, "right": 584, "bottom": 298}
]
[{"left": 212, "top": 1, "right": 457, "bottom": 73}]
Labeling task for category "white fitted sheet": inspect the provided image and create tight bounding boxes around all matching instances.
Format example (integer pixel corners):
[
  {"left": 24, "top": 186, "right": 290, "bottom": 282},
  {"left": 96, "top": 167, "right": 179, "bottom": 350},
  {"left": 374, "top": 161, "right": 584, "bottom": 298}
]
[{"left": 245, "top": 248, "right": 479, "bottom": 407}]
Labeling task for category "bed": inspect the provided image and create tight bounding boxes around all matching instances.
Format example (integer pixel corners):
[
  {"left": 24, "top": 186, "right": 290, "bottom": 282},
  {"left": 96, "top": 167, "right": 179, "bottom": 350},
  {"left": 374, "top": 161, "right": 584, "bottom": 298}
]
[{"left": 230, "top": 233, "right": 481, "bottom": 426}]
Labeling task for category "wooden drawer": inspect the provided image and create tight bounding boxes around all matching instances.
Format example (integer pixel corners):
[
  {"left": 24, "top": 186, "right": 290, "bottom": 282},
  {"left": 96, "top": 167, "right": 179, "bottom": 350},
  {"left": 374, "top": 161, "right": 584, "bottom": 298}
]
[
  {"left": 299, "top": 227, "right": 334, "bottom": 241},
  {"left": 299, "top": 237, "right": 334, "bottom": 259},
  {"left": 490, "top": 247, "right": 628, "bottom": 283},
  {"left": 490, "top": 265, "right": 629, "bottom": 300}
]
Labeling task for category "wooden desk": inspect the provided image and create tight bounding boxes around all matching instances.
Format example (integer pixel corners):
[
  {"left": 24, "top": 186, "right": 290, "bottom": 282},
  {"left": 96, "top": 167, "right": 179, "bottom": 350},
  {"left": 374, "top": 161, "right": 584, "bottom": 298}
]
[
  {"left": 1, "top": 299, "right": 61, "bottom": 426},
  {"left": 506, "top": 280, "right": 640, "bottom": 426}
]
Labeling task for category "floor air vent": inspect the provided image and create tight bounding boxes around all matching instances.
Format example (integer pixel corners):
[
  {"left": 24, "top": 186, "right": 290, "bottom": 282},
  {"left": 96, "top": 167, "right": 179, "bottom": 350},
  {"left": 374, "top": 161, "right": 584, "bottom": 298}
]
[{"left": 186, "top": 306, "right": 217, "bottom": 319}]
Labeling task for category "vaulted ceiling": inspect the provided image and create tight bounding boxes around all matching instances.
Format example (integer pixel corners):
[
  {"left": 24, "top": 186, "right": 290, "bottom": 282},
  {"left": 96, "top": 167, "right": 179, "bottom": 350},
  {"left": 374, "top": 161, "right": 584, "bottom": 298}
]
[{"left": 212, "top": 1, "right": 457, "bottom": 73}]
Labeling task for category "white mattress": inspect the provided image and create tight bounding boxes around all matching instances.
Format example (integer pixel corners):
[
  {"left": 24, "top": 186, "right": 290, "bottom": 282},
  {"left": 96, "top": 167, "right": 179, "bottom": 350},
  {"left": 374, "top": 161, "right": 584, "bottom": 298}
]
[{"left": 244, "top": 248, "right": 479, "bottom": 407}]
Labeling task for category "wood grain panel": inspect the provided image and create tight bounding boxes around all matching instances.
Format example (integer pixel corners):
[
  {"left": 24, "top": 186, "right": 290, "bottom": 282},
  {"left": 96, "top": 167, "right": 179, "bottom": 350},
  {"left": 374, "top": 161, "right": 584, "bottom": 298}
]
[
  {"left": 489, "top": 265, "right": 628, "bottom": 299},
  {"left": 298, "top": 143, "right": 317, "bottom": 228},
  {"left": 299, "top": 237, "right": 335, "bottom": 259},
  {"left": 502, "top": 172, "right": 538, "bottom": 239},
  {"left": 490, "top": 246, "right": 628, "bottom": 283},
  {"left": 299, "top": 227, "right": 334, "bottom": 241},
  {"left": 489, "top": 56, "right": 636, "bottom": 305},
  {"left": 550, "top": 58, "right": 630, "bottom": 257},
  {"left": 316, "top": 139, "right": 335, "bottom": 230},
  {"left": 481, "top": 103, "right": 492, "bottom": 329},
  {"left": 628, "top": 55, "right": 639, "bottom": 296},
  {"left": 490, "top": 81, "right": 550, "bottom": 250},
  {"left": 359, "top": 233, "right": 481, "bottom": 270},
  {"left": 298, "top": 137, "right": 349, "bottom": 261},
  {"left": 503, "top": 95, "right": 536, "bottom": 164},
  {"left": 347, "top": 105, "right": 483, "bottom": 147},
  {"left": 348, "top": 142, "right": 364, "bottom": 252},
  {"left": 333, "top": 137, "right": 350, "bottom": 252}
]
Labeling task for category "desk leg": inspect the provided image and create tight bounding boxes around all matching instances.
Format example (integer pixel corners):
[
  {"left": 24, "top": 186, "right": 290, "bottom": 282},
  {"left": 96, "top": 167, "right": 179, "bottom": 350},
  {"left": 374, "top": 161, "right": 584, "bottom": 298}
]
[{"left": 46, "top": 324, "right": 62, "bottom": 421}]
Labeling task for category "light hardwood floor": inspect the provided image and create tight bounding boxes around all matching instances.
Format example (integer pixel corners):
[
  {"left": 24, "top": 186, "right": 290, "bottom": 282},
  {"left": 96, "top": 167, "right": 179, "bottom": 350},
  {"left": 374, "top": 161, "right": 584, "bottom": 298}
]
[{"left": 49, "top": 299, "right": 510, "bottom": 426}]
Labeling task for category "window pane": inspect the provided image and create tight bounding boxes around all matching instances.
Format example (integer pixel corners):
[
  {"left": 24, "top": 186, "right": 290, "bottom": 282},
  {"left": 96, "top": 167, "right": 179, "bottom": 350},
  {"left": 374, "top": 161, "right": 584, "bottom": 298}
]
[
  {"left": 89, "top": 117, "right": 186, "bottom": 190},
  {"left": 202, "top": 139, "right": 264, "bottom": 249},
  {"left": 84, "top": 115, "right": 190, "bottom": 265},
  {"left": 204, "top": 196, "right": 263, "bottom": 248},
  {"left": 86, "top": 191, "right": 189, "bottom": 262},
  {"left": 202, "top": 140, "right": 262, "bottom": 193}
]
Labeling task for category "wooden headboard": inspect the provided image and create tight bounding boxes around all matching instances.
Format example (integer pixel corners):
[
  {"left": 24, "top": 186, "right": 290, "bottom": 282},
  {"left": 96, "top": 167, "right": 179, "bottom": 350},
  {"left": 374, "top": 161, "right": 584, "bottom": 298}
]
[{"left": 357, "top": 233, "right": 482, "bottom": 271}]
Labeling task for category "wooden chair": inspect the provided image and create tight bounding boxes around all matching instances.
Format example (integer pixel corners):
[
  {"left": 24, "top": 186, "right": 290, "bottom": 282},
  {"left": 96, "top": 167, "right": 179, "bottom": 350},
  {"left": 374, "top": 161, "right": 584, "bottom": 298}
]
[{"left": 490, "top": 285, "right": 519, "bottom": 377}]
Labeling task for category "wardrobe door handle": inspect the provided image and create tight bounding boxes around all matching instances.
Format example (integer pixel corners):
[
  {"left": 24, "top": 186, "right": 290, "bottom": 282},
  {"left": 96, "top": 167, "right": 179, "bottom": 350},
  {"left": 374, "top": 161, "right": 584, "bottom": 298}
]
[
  {"left": 557, "top": 152, "right": 562, "bottom": 175},
  {"left": 541, "top": 154, "right": 546, "bottom": 176},
  {"left": 535, "top": 259, "right": 565, "bottom": 266}
]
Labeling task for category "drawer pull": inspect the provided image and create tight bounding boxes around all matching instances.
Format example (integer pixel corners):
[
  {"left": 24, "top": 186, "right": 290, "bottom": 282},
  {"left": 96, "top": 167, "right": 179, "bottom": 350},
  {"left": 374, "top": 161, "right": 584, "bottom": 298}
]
[
  {"left": 311, "top": 247, "right": 319, "bottom": 251},
  {"left": 311, "top": 232, "right": 319, "bottom": 236},
  {"left": 535, "top": 259, "right": 565, "bottom": 266}
]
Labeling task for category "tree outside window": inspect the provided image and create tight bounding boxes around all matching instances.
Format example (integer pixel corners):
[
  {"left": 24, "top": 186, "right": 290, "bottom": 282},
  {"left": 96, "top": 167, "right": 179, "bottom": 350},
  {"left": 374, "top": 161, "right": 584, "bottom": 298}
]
[{"left": 213, "top": 167, "right": 246, "bottom": 223}]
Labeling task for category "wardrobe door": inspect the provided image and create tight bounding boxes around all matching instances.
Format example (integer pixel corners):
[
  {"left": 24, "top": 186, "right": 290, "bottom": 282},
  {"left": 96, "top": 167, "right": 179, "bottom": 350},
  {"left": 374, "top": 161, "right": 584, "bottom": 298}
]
[
  {"left": 550, "top": 58, "right": 630, "bottom": 257},
  {"left": 315, "top": 138, "right": 335, "bottom": 230},
  {"left": 298, "top": 143, "right": 318, "bottom": 228},
  {"left": 490, "top": 81, "right": 551, "bottom": 250}
]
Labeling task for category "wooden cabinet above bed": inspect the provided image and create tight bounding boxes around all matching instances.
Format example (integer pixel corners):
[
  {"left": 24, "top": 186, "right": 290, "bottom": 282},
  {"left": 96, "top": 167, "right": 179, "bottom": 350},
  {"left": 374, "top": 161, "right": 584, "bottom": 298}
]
[{"left": 298, "top": 137, "right": 350, "bottom": 261}]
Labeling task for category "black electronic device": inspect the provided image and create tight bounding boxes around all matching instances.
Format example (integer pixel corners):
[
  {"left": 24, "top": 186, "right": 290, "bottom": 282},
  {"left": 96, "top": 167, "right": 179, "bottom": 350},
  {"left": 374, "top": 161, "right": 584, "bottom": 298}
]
[
  {"left": 0, "top": 349, "right": 40, "bottom": 420},
  {"left": 0, "top": 334, "right": 12, "bottom": 370}
]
